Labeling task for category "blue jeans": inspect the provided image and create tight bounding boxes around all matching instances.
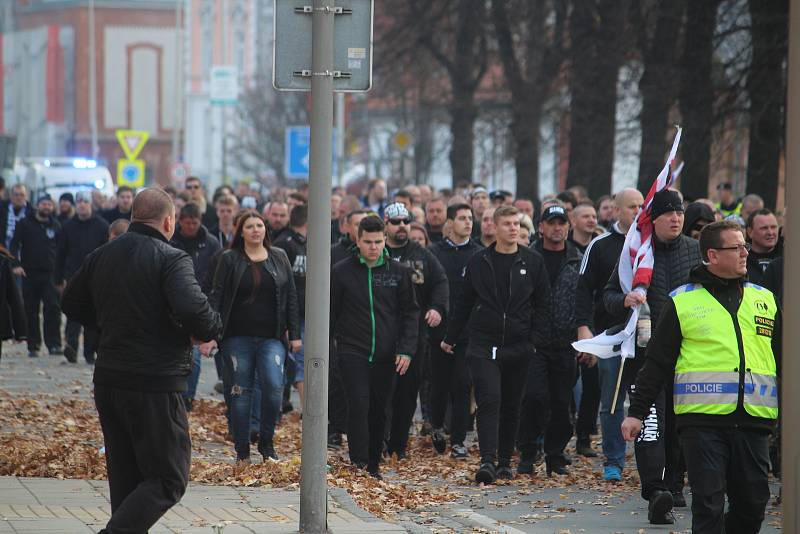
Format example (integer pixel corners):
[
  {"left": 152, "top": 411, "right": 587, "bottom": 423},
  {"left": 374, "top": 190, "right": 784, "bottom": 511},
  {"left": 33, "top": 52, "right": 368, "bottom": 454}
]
[
  {"left": 598, "top": 356, "right": 627, "bottom": 469},
  {"left": 184, "top": 346, "right": 202, "bottom": 401},
  {"left": 221, "top": 337, "right": 285, "bottom": 459}
]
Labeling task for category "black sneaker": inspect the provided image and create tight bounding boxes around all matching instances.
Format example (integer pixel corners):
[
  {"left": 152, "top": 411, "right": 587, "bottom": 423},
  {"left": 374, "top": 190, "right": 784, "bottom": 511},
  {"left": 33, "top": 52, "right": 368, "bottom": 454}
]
[
  {"left": 419, "top": 421, "right": 432, "bottom": 436},
  {"left": 496, "top": 462, "right": 513, "bottom": 480},
  {"left": 327, "top": 432, "right": 343, "bottom": 449},
  {"left": 671, "top": 489, "right": 687, "bottom": 508},
  {"left": 648, "top": 490, "right": 675, "bottom": 524},
  {"left": 431, "top": 427, "right": 447, "bottom": 454},
  {"left": 27, "top": 349, "right": 38, "bottom": 358},
  {"left": 367, "top": 465, "right": 382, "bottom": 480},
  {"left": 576, "top": 438, "right": 598, "bottom": 457},
  {"left": 183, "top": 397, "right": 194, "bottom": 412},
  {"left": 450, "top": 444, "right": 468, "bottom": 459},
  {"left": 250, "top": 430, "right": 260, "bottom": 444},
  {"left": 282, "top": 400, "right": 294, "bottom": 414},
  {"left": 517, "top": 455, "right": 534, "bottom": 475},
  {"left": 48, "top": 346, "right": 63, "bottom": 356},
  {"left": 475, "top": 462, "right": 497, "bottom": 484},
  {"left": 260, "top": 442, "right": 279, "bottom": 462},
  {"left": 213, "top": 381, "right": 224, "bottom": 394},
  {"left": 63, "top": 345, "right": 78, "bottom": 364}
]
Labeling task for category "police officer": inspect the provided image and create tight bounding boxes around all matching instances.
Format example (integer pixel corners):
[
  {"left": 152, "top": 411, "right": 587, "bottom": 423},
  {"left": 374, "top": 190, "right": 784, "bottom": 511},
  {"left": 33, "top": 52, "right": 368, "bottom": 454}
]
[{"left": 622, "top": 220, "right": 781, "bottom": 534}]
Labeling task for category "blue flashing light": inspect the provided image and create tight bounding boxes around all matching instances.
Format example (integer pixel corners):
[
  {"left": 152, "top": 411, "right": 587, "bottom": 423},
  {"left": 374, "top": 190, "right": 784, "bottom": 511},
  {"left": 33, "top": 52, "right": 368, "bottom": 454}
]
[{"left": 94, "top": 179, "right": 105, "bottom": 190}]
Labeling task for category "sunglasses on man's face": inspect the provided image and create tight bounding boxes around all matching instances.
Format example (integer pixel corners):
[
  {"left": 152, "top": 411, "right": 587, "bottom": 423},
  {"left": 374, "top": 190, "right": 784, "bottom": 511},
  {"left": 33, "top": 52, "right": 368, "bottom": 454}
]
[{"left": 389, "top": 218, "right": 411, "bottom": 225}]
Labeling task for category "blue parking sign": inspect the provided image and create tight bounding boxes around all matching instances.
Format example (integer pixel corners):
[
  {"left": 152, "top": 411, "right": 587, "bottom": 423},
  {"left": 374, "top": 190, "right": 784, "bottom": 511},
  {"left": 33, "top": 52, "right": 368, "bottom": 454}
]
[{"left": 284, "top": 126, "right": 337, "bottom": 179}]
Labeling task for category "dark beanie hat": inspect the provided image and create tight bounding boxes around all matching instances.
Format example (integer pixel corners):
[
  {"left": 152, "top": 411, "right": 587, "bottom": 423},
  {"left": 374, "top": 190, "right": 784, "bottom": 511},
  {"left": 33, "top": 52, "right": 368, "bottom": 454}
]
[
  {"left": 37, "top": 193, "right": 53, "bottom": 205},
  {"left": 59, "top": 192, "right": 75, "bottom": 205},
  {"left": 650, "top": 189, "right": 684, "bottom": 221}
]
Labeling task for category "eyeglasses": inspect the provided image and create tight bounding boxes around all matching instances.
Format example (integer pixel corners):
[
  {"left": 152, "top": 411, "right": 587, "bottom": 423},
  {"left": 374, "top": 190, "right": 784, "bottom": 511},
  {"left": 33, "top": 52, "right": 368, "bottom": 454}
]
[
  {"left": 713, "top": 243, "right": 751, "bottom": 253},
  {"left": 388, "top": 218, "right": 410, "bottom": 225}
]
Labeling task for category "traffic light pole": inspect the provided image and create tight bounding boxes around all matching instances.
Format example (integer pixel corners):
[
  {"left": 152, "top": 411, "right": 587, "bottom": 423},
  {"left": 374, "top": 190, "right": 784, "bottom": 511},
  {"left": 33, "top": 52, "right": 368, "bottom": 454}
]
[{"left": 299, "top": 0, "right": 334, "bottom": 532}]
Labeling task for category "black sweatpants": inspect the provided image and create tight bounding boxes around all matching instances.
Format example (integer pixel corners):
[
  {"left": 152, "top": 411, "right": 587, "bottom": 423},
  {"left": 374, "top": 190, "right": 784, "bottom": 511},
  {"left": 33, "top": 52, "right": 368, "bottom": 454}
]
[
  {"left": 94, "top": 384, "right": 191, "bottom": 534},
  {"left": 22, "top": 271, "right": 61, "bottom": 352},
  {"left": 469, "top": 349, "right": 529, "bottom": 464},
  {"left": 430, "top": 342, "right": 471, "bottom": 445},
  {"left": 388, "top": 335, "right": 428, "bottom": 455},
  {"left": 338, "top": 352, "right": 395, "bottom": 468},
  {"left": 680, "top": 426, "right": 771, "bottom": 534},
  {"left": 575, "top": 362, "right": 600, "bottom": 439},
  {"left": 328, "top": 343, "right": 348, "bottom": 435},
  {"left": 519, "top": 347, "right": 576, "bottom": 464},
  {"left": 65, "top": 319, "right": 99, "bottom": 362}
]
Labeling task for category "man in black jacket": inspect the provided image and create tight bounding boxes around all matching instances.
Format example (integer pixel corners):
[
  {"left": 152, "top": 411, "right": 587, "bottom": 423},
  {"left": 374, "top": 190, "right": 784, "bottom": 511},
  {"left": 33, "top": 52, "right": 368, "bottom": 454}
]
[
  {"left": 518, "top": 205, "right": 583, "bottom": 476},
  {"left": 442, "top": 205, "right": 550, "bottom": 484},
  {"left": 382, "top": 202, "right": 449, "bottom": 459},
  {"left": 56, "top": 191, "right": 109, "bottom": 364},
  {"left": 100, "top": 185, "right": 134, "bottom": 223},
  {"left": 62, "top": 188, "right": 221, "bottom": 534},
  {"left": 170, "top": 202, "right": 221, "bottom": 409},
  {"left": 622, "top": 221, "right": 781, "bottom": 534},
  {"left": 331, "top": 216, "right": 419, "bottom": 478},
  {"left": 10, "top": 193, "right": 62, "bottom": 357},
  {"left": 429, "top": 202, "right": 483, "bottom": 458},
  {"left": 574, "top": 188, "right": 643, "bottom": 478},
  {"left": 604, "top": 189, "right": 702, "bottom": 523},
  {"left": 0, "top": 183, "right": 32, "bottom": 250}
]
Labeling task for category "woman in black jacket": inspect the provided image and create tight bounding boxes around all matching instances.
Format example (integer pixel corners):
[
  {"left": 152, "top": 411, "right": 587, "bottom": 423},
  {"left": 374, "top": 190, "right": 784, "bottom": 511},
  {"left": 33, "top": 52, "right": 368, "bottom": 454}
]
[
  {"left": 0, "top": 245, "right": 26, "bottom": 360},
  {"left": 204, "top": 210, "right": 301, "bottom": 462}
]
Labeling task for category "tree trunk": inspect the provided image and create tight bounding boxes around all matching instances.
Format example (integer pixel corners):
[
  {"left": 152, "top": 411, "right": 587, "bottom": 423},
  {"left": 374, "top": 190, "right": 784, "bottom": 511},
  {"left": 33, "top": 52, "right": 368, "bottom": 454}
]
[
  {"left": 678, "top": 0, "right": 718, "bottom": 201},
  {"left": 449, "top": 86, "right": 478, "bottom": 187},
  {"left": 510, "top": 94, "right": 540, "bottom": 200},
  {"left": 566, "top": 0, "right": 627, "bottom": 199},
  {"left": 636, "top": 0, "right": 684, "bottom": 192},
  {"left": 746, "top": 0, "right": 788, "bottom": 210}
]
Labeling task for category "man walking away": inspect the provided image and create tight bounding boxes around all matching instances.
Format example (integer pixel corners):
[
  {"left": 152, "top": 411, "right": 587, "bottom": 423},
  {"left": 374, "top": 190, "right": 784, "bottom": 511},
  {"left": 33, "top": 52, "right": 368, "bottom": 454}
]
[
  {"left": 623, "top": 221, "right": 780, "bottom": 534},
  {"left": 56, "top": 191, "right": 108, "bottom": 364},
  {"left": 331, "top": 216, "right": 419, "bottom": 478},
  {"left": 62, "top": 188, "right": 221, "bottom": 534},
  {"left": 10, "top": 193, "right": 62, "bottom": 357},
  {"left": 442, "top": 206, "right": 550, "bottom": 484},
  {"left": 429, "top": 203, "right": 483, "bottom": 458}
]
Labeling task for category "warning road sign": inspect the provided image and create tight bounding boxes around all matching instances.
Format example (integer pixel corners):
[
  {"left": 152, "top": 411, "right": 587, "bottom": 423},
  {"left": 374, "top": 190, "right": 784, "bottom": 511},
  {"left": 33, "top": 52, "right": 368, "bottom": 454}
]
[
  {"left": 117, "top": 159, "right": 145, "bottom": 188},
  {"left": 115, "top": 130, "right": 150, "bottom": 160}
]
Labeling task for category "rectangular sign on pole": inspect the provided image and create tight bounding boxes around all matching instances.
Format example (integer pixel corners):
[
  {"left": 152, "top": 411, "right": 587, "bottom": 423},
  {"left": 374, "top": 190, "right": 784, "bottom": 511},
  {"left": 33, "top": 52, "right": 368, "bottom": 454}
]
[
  {"left": 285, "top": 125, "right": 338, "bottom": 179},
  {"left": 210, "top": 65, "right": 239, "bottom": 105},
  {"left": 117, "top": 159, "right": 145, "bottom": 188},
  {"left": 273, "top": 0, "right": 374, "bottom": 92}
]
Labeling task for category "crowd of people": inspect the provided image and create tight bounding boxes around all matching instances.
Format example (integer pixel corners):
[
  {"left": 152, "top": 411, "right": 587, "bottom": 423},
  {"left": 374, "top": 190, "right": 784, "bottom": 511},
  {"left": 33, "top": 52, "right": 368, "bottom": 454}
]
[{"left": 0, "top": 173, "right": 784, "bottom": 533}]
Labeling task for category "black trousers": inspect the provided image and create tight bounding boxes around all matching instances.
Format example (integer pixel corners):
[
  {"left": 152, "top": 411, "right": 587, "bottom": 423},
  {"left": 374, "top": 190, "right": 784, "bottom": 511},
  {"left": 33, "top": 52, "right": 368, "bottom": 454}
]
[
  {"left": 22, "top": 272, "right": 61, "bottom": 352},
  {"left": 387, "top": 336, "right": 428, "bottom": 454},
  {"left": 94, "top": 384, "right": 191, "bottom": 534},
  {"left": 328, "top": 342, "right": 348, "bottom": 435},
  {"left": 469, "top": 352, "right": 529, "bottom": 464},
  {"left": 65, "top": 319, "right": 99, "bottom": 362},
  {"left": 430, "top": 342, "right": 471, "bottom": 445},
  {"left": 680, "top": 426, "right": 771, "bottom": 534},
  {"left": 575, "top": 362, "right": 600, "bottom": 439},
  {"left": 338, "top": 352, "right": 395, "bottom": 468},
  {"left": 519, "top": 347, "right": 576, "bottom": 464}
]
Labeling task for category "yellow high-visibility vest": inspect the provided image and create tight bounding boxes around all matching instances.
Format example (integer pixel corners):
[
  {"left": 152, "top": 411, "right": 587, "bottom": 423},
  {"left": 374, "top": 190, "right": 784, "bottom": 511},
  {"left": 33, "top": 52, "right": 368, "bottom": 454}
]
[{"left": 671, "top": 282, "right": 778, "bottom": 420}]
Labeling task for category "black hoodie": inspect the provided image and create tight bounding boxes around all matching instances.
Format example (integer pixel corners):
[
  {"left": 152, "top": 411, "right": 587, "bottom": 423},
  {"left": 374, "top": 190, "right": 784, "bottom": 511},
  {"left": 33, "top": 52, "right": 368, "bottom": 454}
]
[{"left": 629, "top": 264, "right": 781, "bottom": 433}]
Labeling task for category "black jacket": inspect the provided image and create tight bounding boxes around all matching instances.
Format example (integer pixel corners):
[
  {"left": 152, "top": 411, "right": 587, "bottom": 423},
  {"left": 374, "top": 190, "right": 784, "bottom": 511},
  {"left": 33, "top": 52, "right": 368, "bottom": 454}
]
[
  {"left": 55, "top": 214, "right": 109, "bottom": 283},
  {"left": 746, "top": 246, "right": 781, "bottom": 287},
  {"left": 604, "top": 234, "right": 701, "bottom": 326},
  {"left": 170, "top": 225, "right": 221, "bottom": 294},
  {"left": 208, "top": 225, "right": 233, "bottom": 248},
  {"left": 273, "top": 229, "right": 307, "bottom": 317},
  {"left": 387, "top": 239, "right": 449, "bottom": 327},
  {"left": 99, "top": 206, "right": 131, "bottom": 224},
  {"left": 0, "top": 201, "right": 33, "bottom": 248},
  {"left": 0, "top": 251, "right": 26, "bottom": 341},
  {"left": 331, "top": 236, "right": 356, "bottom": 266},
  {"left": 429, "top": 237, "right": 484, "bottom": 343},
  {"left": 10, "top": 213, "right": 60, "bottom": 274},
  {"left": 533, "top": 240, "right": 583, "bottom": 348},
  {"left": 444, "top": 243, "right": 551, "bottom": 354},
  {"left": 331, "top": 251, "right": 420, "bottom": 361},
  {"left": 575, "top": 223, "right": 627, "bottom": 333},
  {"left": 62, "top": 223, "right": 221, "bottom": 392},
  {"left": 628, "top": 265, "right": 781, "bottom": 433},
  {"left": 763, "top": 257, "right": 783, "bottom": 305},
  {"left": 209, "top": 247, "right": 301, "bottom": 341}
]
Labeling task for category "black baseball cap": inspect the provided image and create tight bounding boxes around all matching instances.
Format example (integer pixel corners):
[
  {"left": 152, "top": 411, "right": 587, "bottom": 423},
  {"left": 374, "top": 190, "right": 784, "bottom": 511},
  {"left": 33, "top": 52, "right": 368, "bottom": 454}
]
[{"left": 541, "top": 205, "right": 569, "bottom": 222}]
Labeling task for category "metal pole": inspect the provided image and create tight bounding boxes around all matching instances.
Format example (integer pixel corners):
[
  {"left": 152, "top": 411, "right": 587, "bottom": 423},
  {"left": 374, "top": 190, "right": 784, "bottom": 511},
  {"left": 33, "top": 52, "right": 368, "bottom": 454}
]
[
  {"left": 220, "top": 0, "right": 228, "bottom": 185},
  {"left": 782, "top": 0, "right": 799, "bottom": 529},
  {"left": 299, "top": 0, "right": 334, "bottom": 531},
  {"left": 171, "top": 0, "right": 183, "bottom": 169},
  {"left": 88, "top": 0, "right": 99, "bottom": 159},
  {"left": 335, "top": 92, "right": 345, "bottom": 185}
]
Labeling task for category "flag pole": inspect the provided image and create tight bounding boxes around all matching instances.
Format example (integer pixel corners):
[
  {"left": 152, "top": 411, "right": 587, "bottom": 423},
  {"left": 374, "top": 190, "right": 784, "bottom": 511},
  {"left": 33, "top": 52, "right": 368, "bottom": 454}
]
[{"left": 610, "top": 357, "right": 626, "bottom": 415}]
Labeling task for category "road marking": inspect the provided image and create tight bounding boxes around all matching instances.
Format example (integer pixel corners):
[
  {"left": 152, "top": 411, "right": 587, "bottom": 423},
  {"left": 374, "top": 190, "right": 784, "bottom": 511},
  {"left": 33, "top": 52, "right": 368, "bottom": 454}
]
[{"left": 452, "top": 508, "right": 527, "bottom": 534}]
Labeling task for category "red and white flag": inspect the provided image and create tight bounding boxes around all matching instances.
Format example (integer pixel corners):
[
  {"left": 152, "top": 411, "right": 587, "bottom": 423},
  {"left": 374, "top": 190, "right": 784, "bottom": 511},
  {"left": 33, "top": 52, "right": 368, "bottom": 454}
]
[{"left": 573, "top": 127, "right": 682, "bottom": 359}]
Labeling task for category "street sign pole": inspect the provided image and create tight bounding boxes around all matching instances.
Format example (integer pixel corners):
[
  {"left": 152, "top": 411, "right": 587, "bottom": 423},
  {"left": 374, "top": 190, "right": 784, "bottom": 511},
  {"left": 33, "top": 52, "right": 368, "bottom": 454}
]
[
  {"left": 783, "top": 0, "right": 798, "bottom": 530},
  {"left": 299, "top": 0, "right": 334, "bottom": 531}
]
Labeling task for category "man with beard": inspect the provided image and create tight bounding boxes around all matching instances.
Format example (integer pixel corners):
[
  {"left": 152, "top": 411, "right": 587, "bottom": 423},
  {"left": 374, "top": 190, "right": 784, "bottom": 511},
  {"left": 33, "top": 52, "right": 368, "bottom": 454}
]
[
  {"left": 57, "top": 193, "right": 76, "bottom": 224},
  {"left": 424, "top": 197, "right": 447, "bottom": 244},
  {"left": 56, "top": 191, "right": 109, "bottom": 363},
  {"left": 10, "top": 194, "right": 62, "bottom": 357},
  {"left": 383, "top": 203, "right": 449, "bottom": 459},
  {"left": 265, "top": 201, "right": 291, "bottom": 243}
]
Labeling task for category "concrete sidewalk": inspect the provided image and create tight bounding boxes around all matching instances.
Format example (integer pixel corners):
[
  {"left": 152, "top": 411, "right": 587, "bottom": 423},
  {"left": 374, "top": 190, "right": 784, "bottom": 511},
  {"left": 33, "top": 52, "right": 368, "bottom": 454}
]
[{"left": 0, "top": 476, "right": 407, "bottom": 533}]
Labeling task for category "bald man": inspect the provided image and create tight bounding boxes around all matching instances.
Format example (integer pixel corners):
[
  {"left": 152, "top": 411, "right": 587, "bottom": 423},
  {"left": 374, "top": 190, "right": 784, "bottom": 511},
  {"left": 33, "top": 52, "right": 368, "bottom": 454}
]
[
  {"left": 573, "top": 188, "right": 644, "bottom": 480},
  {"left": 62, "top": 188, "right": 222, "bottom": 534}
]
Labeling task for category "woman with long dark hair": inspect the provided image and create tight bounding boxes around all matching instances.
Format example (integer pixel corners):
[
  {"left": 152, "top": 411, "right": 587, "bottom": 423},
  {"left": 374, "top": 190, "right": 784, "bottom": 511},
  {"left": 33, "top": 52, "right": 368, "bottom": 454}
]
[{"left": 205, "top": 210, "right": 301, "bottom": 462}]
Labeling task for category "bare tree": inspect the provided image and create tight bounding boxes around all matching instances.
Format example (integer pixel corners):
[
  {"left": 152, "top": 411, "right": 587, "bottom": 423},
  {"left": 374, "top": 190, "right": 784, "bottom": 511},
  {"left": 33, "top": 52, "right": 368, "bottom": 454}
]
[{"left": 491, "top": 0, "right": 567, "bottom": 200}]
